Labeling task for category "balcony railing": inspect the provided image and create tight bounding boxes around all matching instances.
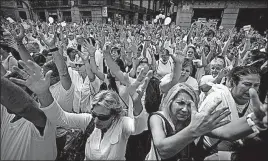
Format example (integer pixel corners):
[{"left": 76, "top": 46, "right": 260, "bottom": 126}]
[
  {"left": 108, "top": 2, "right": 154, "bottom": 14},
  {"left": 30, "top": 0, "right": 70, "bottom": 8}
]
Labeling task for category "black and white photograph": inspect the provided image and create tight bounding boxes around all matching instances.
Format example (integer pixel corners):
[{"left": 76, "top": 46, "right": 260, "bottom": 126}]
[{"left": 1, "top": 0, "right": 268, "bottom": 160}]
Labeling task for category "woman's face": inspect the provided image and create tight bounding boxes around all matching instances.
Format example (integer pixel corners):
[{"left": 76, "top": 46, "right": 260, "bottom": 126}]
[
  {"left": 181, "top": 66, "right": 191, "bottom": 80},
  {"left": 187, "top": 48, "right": 195, "bottom": 59},
  {"left": 207, "top": 33, "right": 214, "bottom": 42},
  {"left": 170, "top": 92, "right": 192, "bottom": 121},
  {"left": 111, "top": 49, "right": 120, "bottom": 60},
  {"left": 160, "top": 52, "right": 170, "bottom": 63},
  {"left": 210, "top": 63, "right": 223, "bottom": 78},
  {"left": 204, "top": 46, "right": 210, "bottom": 55},
  {"left": 228, "top": 47, "right": 238, "bottom": 60},
  {"left": 69, "top": 51, "right": 77, "bottom": 61},
  {"left": 92, "top": 105, "right": 114, "bottom": 130},
  {"left": 136, "top": 63, "right": 149, "bottom": 77},
  {"left": 232, "top": 74, "right": 260, "bottom": 102}
]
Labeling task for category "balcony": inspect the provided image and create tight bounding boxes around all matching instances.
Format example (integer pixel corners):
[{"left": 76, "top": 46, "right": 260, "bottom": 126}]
[
  {"left": 30, "top": 0, "right": 70, "bottom": 9},
  {"left": 78, "top": 0, "right": 105, "bottom": 6},
  {"left": 107, "top": 2, "right": 153, "bottom": 14}
]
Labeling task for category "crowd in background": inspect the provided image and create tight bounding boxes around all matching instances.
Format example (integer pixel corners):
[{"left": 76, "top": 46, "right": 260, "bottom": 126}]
[{"left": 1, "top": 16, "right": 268, "bottom": 161}]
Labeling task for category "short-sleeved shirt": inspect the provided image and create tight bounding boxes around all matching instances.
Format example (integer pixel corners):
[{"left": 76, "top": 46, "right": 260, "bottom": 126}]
[
  {"left": 161, "top": 74, "right": 199, "bottom": 91},
  {"left": 1, "top": 105, "right": 57, "bottom": 160}
]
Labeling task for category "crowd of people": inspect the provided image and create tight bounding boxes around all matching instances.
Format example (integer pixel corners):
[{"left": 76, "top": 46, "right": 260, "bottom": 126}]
[{"left": 1, "top": 16, "right": 268, "bottom": 161}]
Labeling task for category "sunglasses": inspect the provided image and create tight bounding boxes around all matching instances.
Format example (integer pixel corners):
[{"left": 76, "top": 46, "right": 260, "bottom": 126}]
[
  {"left": 91, "top": 111, "right": 112, "bottom": 121},
  {"left": 75, "top": 64, "right": 84, "bottom": 68}
]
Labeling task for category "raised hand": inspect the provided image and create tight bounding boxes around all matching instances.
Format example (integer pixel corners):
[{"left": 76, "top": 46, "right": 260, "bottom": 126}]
[
  {"left": 217, "top": 68, "right": 229, "bottom": 79},
  {"left": 10, "top": 60, "right": 52, "bottom": 95},
  {"left": 249, "top": 88, "right": 267, "bottom": 125},
  {"left": 83, "top": 38, "right": 96, "bottom": 57},
  {"left": 189, "top": 99, "right": 231, "bottom": 137},
  {"left": 171, "top": 50, "right": 186, "bottom": 64},
  {"left": 11, "top": 24, "right": 25, "bottom": 43},
  {"left": 128, "top": 68, "right": 153, "bottom": 100},
  {"left": 39, "top": 32, "right": 57, "bottom": 49}
]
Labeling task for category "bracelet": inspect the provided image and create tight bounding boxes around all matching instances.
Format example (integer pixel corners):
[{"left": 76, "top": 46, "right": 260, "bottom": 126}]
[
  {"left": 49, "top": 47, "right": 59, "bottom": 53},
  {"left": 246, "top": 113, "right": 260, "bottom": 134}
]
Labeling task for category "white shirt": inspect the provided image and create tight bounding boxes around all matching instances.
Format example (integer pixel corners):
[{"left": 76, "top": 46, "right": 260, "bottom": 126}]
[
  {"left": 161, "top": 74, "right": 199, "bottom": 91},
  {"left": 156, "top": 58, "right": 173, "bottom": 79},
  {"left": 1, "top": 105, "right": 57, "bottom": 160},
  {"left": 68, "top": 68, "right": 100, "bottom": 113},
  {"left": 42, "top": 100, "right": 146, "bottom": 160},
  {"left": 49, "top": 81, "right": 74, "bottom": 113}
]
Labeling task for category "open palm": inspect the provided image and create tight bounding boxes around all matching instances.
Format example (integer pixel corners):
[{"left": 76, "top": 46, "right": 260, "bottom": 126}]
[{"left": 10, "top": 60, "right": 52, "bottom": 95}]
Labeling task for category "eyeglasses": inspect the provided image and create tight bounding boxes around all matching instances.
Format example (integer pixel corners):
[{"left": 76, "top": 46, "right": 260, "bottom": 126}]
[{"left": 91, "top": 111, "right": 112, "bottom": 121}]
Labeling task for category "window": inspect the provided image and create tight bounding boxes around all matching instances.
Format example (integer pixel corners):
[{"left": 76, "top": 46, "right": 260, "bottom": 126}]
[
  {"left": 80, "top": 0, "right": 88, "bottom": 5},
  {"left": 192, "top": 9, "right": 224, "bottom": 26},
  {"left": 39, "top": 12, "right": 46, "bottom": 22},
  {"left": 19, "top": 11, "right": 27, "bottom": 20},
  {"left": 62, "top": 0, "right": 69, "bottom": 5},
  {"left": 80, "top": 11, "right": 92, "bottom": 22},
  {"left": 17, "top": 1, "right": 23, "bottom": 8},
  {"left": 62, "top": 11, "right": 72, "bottom": 22}
]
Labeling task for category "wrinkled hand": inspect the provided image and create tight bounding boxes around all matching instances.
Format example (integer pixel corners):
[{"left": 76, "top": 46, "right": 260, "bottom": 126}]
[
  {"left": 189, "top": 99, "right": 231, "bottom": 137},
  {"left": 10, "top": 60, "right": 52, "bottom": 95}
]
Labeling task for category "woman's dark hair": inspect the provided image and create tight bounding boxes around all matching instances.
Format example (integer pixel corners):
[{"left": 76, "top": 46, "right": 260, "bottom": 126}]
[
  {"left": 228, "top": 66, "right": 260, "bottom": 86},
  {"left": 67, "top": 47, "right": 76, "bottom": 57},
  {"left": 43, "top": 60, "right": 59, "bottom": 78},
  {"left": 107, "top": 58, "right": 125, "bottom": 94},
  {"left": 42, "top": 49, "right": 50, "bottom": 57},
  {"left": 5, "top": 71, "right": 33, "bottom": 96},
  {"left": 111, "top": 47, "right": 121, "bottom": 55},
  {"left": 182, "top": 58, "right": 194, "bottom": 74},
  {"left": 145, "top": 77, "right": 162, "bottom": 113},
  {"left": 0, "top": 44, "right": 21, "bottom": 60},
  {"left": 205, "top": 29, "right": 215, "bottom": 37},
  {"left": 32, "top": 53, "right": 46, "bottom": 67}
]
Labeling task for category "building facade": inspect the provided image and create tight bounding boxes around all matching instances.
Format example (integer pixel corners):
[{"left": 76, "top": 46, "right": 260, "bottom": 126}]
[
  {"left": 173, "top": 0, "right": 268, "bottom": 32},
  {"left": 0, "top": 0, "right": 33, "bottom": 21},
  {"left": 28, "top": 0, "right": 155, "bottom": 24}
]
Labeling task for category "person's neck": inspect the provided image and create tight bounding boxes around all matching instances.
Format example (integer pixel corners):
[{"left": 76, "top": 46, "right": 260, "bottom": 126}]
[
  {"left": 170, "top": 114, "right": 186, "bottom": 132},
  {"left": 233, "top": 96, "right": 248, "bottom": 105},
  {"left": 2, "top": 52, "right": 9, "bottom": 59},
  {"left": 179, "top": 76, "right": 188, "bottom": 83}
]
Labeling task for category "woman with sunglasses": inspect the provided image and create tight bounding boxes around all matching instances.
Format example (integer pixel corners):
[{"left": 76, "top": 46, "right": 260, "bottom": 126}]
[
  {"left": 146, "top": 83, "right": 231, "bottom": 161},
  {"left": 10, "top": 59, "right": 152, "bottom": 160}
]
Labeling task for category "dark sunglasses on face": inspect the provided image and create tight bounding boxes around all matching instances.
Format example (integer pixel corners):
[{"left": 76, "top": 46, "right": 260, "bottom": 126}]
[
  {"left": 75, "top": 64, "right": 84, "bottom": 68},
  {"left": 91, "top": 111, "right": 112, "bottom": 121}
]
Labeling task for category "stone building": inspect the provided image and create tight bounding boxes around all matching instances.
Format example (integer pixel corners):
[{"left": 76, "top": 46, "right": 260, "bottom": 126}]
[
  {"left": 27, "top": 0, "right": 155, "bottom": 24},
  {"left": 173, "top": 0, "right": 268, "bottom": 32},
  {"left": 0, "top": 0, "right": 33, "bottom": 21}
]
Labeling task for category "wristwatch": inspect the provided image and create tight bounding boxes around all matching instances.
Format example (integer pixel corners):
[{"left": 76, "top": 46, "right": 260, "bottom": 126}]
[{"left": 246, "top": 113, "right": 259, "bottom": 134}]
